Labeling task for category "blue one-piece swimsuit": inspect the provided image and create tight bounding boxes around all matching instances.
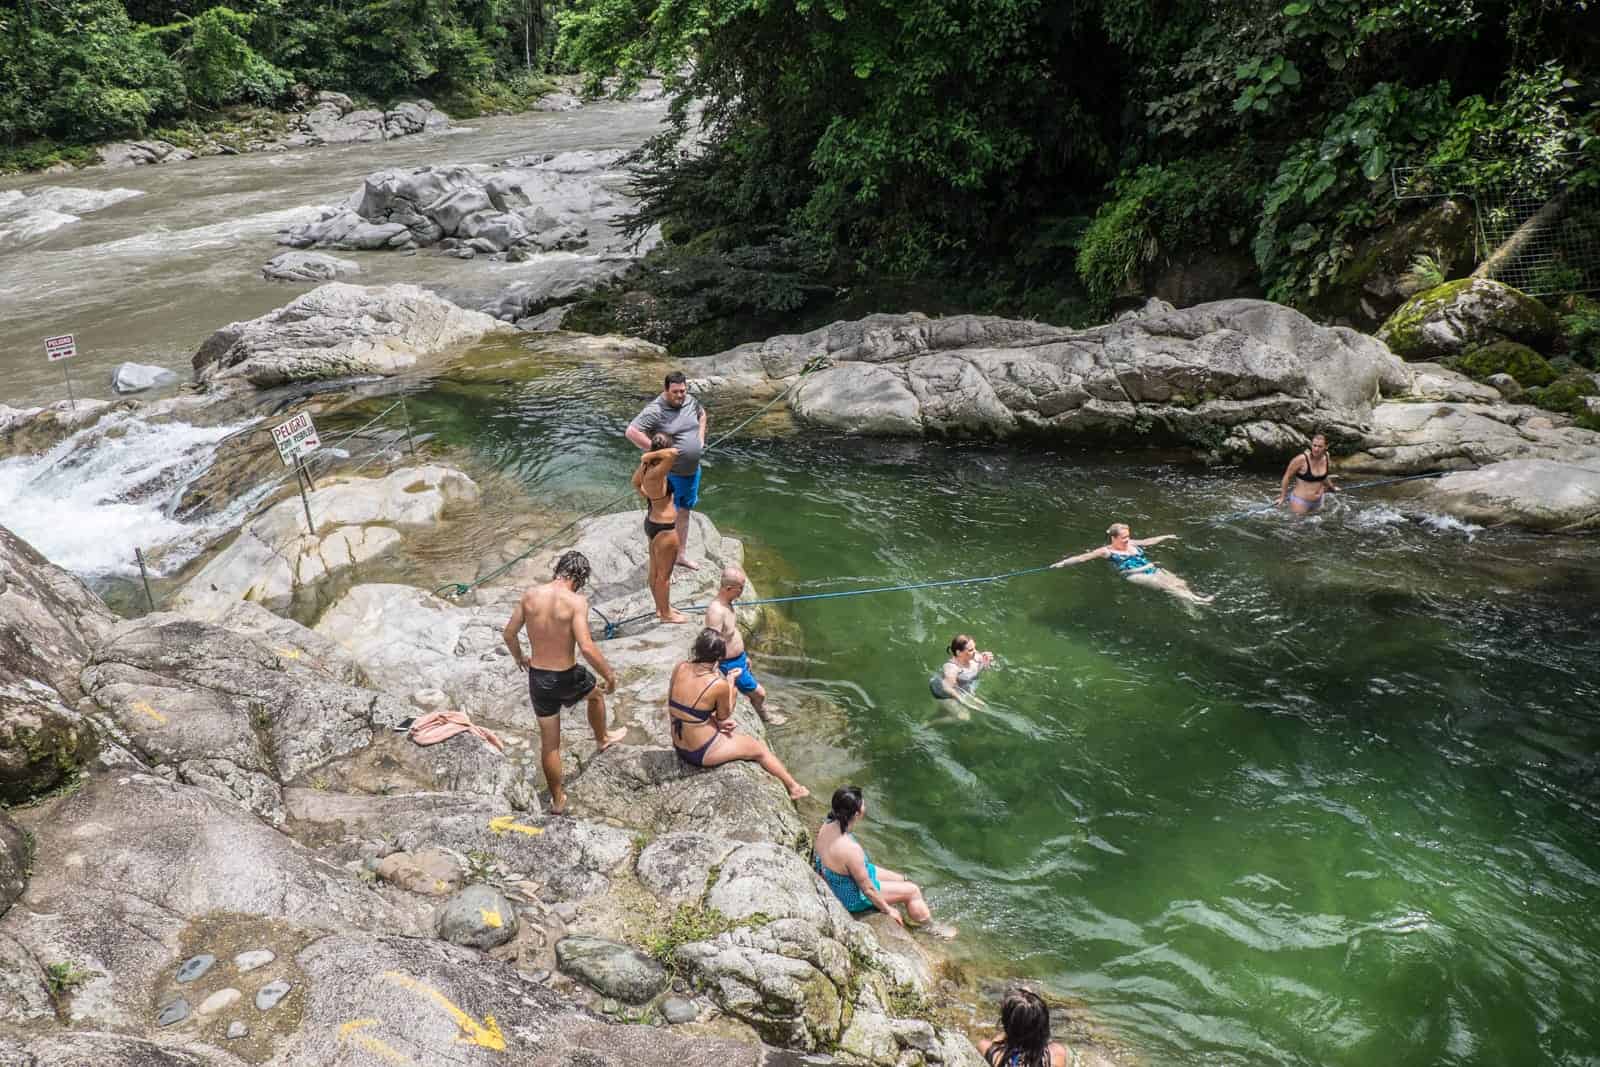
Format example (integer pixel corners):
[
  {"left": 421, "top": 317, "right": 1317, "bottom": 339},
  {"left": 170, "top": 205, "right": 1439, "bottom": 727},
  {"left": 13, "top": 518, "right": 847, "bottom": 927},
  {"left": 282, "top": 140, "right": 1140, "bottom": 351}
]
[
  {"left": 813, "top": 836, "right": 881, "bottom": 914},
  {"left": 1107, "top": 545, "right": 1157, "bottom": 577}
]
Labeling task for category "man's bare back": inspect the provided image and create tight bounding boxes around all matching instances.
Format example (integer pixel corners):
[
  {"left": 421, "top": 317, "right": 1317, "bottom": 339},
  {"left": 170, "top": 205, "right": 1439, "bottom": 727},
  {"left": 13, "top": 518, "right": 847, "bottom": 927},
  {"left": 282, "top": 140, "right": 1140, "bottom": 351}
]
[{"left": 516, "top": 580, "right": 588, "bottom": 670}]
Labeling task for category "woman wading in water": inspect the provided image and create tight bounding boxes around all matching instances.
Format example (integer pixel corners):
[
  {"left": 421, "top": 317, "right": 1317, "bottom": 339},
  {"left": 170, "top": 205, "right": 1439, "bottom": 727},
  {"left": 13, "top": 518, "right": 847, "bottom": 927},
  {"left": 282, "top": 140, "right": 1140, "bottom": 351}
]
[
  {"left": 977, "top": 988, "right": 1072, "bottom": 1067},
  {"left": 1052, "top": 523, "right": 1215, "bottom": 605},
  {"left": 930, "top": 633, "right": 995, "bottom": 718},
  {"left": 1276, "top": 431, "right": 1339, "bottom": 515},
  {"left": 632, "top": 433, "right": 689, "bottom": 623}
]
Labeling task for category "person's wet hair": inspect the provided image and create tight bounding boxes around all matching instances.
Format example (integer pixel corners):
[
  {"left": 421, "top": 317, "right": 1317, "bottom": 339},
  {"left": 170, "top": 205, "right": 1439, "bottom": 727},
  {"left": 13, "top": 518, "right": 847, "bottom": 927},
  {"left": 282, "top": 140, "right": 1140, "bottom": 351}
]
[
  {"left": 826, "top": 785, "right": 864, "bottom": 826},
  {"left": 553, "top": 550, "right": 591, "bottom": 591},
  {"left": 664, "top": 370, "right": 687, "bottom": 390},
  {"left": 985, "top": 988, "right": 1054, "bottom": 1067},
  {"left": 1106, "top": 522, "right": 1129, "bottom": 540},
  {"left": 691, "top": 627, "right": 726, "bottom": 664},
  {"left": 948, "top": 634, "right": 974, "bottom": 657},
  {"left": 650, "top": 431, "right": 672, "bottom": 451}
]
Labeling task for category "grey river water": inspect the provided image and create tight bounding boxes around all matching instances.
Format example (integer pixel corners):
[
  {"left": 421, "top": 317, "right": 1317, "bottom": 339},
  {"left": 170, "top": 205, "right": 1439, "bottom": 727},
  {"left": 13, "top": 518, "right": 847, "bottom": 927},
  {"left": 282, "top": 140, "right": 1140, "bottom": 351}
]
[{"left": 0, "top": 99, "right": 667, "bottom": 406}]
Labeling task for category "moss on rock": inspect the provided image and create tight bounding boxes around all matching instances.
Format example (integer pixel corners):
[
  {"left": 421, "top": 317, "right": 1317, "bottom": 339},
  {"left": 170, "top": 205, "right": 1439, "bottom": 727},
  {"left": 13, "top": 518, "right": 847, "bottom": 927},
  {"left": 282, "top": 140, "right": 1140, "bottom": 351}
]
[
  {"left": 1377, "top": 278, "right": 1561, "bottom": 361},
  {"left": 1454, "top": 342, "right": 1558, "bottom": 387},
  {"left": 1526, "top": 372, "right": 1599, "bottom": 417}
]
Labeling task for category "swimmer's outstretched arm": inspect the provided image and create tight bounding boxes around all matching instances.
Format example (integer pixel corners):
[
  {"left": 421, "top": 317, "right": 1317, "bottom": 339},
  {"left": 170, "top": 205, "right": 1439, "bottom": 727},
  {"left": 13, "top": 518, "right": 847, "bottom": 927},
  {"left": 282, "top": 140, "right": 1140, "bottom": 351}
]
[
  {"left": 1051, "top": 546, "right": 1108, "bottom": 568},
  {"left": 1132, "top": 534, "right": 1178, "bottom": 546}
]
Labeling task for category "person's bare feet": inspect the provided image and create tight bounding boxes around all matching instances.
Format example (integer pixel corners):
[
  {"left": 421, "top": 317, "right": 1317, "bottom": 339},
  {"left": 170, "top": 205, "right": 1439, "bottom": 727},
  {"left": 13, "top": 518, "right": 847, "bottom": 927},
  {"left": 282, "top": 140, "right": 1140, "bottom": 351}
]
[
  {"left": 787, "top": 784, "right": 810, "bottom": 800},
  {"left": 760, "top": 709, "right": 790, "bottom": 726},
  {"left": 596, "top": 727, "right": 627, "bottom": 751},
  {"left": 659, "top": 610, "right": 690, "bottom": 623},
  {"left": 674, "top": 557, "right": 700, "bottom": 570},
  {"left": 549, "top": 791, "right": 569, "bottom": 816}
]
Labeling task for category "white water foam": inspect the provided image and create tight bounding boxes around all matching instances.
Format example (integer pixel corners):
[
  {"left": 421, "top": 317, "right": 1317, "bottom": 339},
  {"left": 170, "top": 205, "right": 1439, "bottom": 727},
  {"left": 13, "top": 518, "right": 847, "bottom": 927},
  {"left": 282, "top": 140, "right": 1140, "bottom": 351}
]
[
  {"left": 0, "top": 186, "right": 145, "bottom": 241},
  {"left": 0, "top": 410, "right": 267, "bottom": 578},
  {"left": 89, "top": 204, "right": 322, "bottom": 255}
]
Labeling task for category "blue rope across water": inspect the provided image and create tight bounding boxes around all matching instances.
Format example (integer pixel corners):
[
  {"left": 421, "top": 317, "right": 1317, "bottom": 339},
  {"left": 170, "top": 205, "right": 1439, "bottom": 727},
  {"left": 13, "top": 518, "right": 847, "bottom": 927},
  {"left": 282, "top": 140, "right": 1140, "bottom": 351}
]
[{"left": 599, "top": 563, "right": 1058, "bottom": 639}]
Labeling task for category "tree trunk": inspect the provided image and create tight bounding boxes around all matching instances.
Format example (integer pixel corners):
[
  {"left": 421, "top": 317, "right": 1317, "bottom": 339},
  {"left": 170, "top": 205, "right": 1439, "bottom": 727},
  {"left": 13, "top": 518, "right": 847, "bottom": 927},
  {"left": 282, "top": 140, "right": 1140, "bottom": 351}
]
[{"left": 1472, "top": 190, "right": 1568, "bottom": 281}]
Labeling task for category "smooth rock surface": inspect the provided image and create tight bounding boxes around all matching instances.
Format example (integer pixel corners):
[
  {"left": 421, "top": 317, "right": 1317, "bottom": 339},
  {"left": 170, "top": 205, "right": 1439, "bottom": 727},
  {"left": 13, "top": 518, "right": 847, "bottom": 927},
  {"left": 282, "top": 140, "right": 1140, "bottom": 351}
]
[
  {"left": 1408, "top": 459, "right": 1600, "bottom": 530},
  {"left": 191, "top": 283, "right": 512, "bottom": 389},
  {"left": 110, "top": 361, "right": 180, "bottom": 394},
  {"left": 555, "top": 935, "right": 669, "bottom": 1004},
  {"left": 435, "top": 884, "right": 519, "bottom": 949},
  {"left": 261, "top": 251, "right": 362, "bottom": 283}
]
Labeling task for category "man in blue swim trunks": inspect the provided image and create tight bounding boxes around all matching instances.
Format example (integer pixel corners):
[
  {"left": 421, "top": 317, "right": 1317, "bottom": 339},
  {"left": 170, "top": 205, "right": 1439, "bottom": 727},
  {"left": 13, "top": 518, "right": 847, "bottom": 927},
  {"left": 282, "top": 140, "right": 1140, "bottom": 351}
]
[
  {"left": 705, "top": 566, "right": 788, "bottom": 725},
  {"left": 626, "top": 371, "right": 707, "bottom": 570}
]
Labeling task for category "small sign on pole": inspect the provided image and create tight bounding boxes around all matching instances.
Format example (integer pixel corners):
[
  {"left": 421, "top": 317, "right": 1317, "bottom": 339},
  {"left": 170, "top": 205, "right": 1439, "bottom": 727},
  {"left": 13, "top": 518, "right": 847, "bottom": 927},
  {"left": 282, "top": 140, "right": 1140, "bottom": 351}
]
[
  {"left": 271, "top": 412, "right": 322, "bottom": 466},
  {"left": 44, "top": 334, "right": 77, "bottom": 412}
]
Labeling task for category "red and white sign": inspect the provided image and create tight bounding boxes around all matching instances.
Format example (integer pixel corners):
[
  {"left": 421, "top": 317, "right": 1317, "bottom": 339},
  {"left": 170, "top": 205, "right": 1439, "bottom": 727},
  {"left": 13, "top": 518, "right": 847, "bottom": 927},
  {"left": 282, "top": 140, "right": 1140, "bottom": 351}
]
[
  {"left": 44, "top": 334, "right": 76, "bottom": 362},
  {"left": 271, "top": 412, "right": 322, "bottom": 466}
]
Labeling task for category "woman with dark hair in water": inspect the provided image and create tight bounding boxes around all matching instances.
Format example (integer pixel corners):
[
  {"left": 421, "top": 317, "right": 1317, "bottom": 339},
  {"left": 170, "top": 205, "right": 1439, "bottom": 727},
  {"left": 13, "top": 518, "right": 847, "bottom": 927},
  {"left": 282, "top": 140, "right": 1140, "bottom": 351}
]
[
  {"left": 930, "top": 633, "right": 995, "bottom": 714},
  {"left": 977, "top": 988, "right": 1071, "bottom": 1067},
  {"left": 811, "top": 785, "right": 938, "bottom": 929},
  {"left": 666, "top": 628, "right": 808, "bottom": 798},
  {"left": 633, "top": 432, "right": 689, "bottom": 623}
]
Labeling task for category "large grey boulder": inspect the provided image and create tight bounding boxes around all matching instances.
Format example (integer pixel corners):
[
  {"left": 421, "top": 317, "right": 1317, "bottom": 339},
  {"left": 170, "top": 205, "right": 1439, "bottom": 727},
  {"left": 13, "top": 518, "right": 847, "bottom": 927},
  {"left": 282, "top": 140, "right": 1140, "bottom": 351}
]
[
  {"left": 97, "top": 140, "right": 194, "bottom": 167},
  {"left": 191, "top": 283, "right": 512, "bottom": 389},
  {"left": 172, "top": 465, "right": 480, "bottom": 617},
  {"left": 110, "top": 361, "right": 180, "bottom": 394},
  {"left": 1348, "top": 401, "right": 1600, "bottom": 473},
  {"left": 80, "top": 613, "right": 410, "bottom": 823},
  {"left": 1407, "top": 459, "right": 1600, "bottom": 530},
  {"left": 279, "top": 153, "right": 628, "bottom": 258},
  {"left": 261, "top": 251, "right": 362, "bottom": 283},
  {"left": 1376, "top": 277, "right": 1561, "bottom": 361},
  {"left": 555, "top": 935, "right": 669, "bottom": 1004},
  {"left": 685, "top": 301, "right": 1413, "bottom": 455}
]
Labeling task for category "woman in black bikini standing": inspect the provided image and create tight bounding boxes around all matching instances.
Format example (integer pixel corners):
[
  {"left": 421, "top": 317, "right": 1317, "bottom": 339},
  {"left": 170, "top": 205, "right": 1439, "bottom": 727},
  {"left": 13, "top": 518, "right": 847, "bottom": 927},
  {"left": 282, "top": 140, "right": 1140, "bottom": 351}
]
[
  {"left": 667, "top": 629, "right": 809, "bottom": 798},
  {"left": 1276, "top": 431, "right": 1339, "bottom": 516},
  {"left": 633, "top": 433, "right": 689, "bottom": 623}
]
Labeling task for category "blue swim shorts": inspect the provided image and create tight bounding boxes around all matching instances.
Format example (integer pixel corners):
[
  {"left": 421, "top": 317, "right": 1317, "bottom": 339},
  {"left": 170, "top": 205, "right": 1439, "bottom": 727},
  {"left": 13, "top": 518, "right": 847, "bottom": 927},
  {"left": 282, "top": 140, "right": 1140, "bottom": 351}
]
[
  {"left": 667, "top": 468, "right": 701, "bottom": 510},
  {"left": 718, "top": 649, "right": 759, "bottom": 694}
]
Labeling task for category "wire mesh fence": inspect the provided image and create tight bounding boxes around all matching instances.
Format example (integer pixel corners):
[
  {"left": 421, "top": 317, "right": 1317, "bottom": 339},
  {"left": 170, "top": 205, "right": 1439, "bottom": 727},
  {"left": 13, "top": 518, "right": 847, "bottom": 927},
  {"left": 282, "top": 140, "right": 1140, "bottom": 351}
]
[{"left": 1392, "top": 155, "right": 1600, "bottom": 297}]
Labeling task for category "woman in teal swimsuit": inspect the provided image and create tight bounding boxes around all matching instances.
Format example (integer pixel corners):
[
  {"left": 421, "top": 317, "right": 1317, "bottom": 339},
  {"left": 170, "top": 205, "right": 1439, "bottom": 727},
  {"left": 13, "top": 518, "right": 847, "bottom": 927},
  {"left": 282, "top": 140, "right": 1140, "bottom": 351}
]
[
  {"left": 1276, "top": 431, "right": 1339, "bottom": 516},
  {"left": 811, "top": 786, "right": 935, "bottom": 928},
  {"left": 1052, "top": 523, "right": 1215, "bottom": 605},
  {"left": 667, "top": 629, "right": 808, "bottom": 799}
]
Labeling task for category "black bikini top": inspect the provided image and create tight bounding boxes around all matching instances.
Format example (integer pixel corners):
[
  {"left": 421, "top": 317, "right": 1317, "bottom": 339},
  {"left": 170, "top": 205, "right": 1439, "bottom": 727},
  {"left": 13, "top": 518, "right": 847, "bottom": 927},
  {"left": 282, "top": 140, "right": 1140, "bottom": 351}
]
[{"left": 1297, "top": 451, "right": 1329, "bottom": 483}]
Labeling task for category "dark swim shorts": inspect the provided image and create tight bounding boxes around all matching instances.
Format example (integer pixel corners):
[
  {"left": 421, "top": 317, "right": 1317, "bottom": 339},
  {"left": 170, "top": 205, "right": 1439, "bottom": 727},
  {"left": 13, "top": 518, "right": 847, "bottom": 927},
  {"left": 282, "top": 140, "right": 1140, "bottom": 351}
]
[{"left": 528, "top": 664, "right": 597, "bottom": 717}]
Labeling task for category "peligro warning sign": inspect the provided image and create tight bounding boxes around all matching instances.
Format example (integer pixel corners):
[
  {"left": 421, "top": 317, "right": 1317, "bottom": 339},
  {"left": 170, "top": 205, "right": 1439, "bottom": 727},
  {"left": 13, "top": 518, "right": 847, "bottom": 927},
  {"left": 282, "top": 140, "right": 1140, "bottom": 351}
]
[
  {"left": 272, "top": 412, "right": 321, "bottom": 467},
  {"left": 44, "top": 334, "right": 76, "bottom": 362}
]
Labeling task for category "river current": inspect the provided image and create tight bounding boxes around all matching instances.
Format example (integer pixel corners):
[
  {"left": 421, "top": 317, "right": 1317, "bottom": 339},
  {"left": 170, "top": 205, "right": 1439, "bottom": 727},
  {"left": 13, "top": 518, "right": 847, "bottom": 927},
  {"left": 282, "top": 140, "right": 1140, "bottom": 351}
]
[{"left": 3, "top": 105, "right": 1599, "bottom": 1067}]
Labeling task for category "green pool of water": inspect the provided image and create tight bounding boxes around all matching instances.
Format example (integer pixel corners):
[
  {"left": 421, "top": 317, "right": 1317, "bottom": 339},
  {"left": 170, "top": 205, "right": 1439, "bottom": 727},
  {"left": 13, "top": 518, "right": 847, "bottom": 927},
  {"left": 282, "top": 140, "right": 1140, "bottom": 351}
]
[{"left": 417, "top": 351, "right": 1600, "bottom": 1066}]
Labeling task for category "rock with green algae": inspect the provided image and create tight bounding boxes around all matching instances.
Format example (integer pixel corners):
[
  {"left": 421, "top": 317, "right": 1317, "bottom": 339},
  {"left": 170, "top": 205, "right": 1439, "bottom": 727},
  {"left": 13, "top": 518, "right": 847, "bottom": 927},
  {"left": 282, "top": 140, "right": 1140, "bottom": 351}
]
[
  {"left": 1453, "top": 340, "right": 1558, "bottom": 387},
  {"left": 1377, "top": 278, "right": 1560, "bottom": 361},
  {"left": 1527, "top": 372, "right": 1599, "bottom": 417}
]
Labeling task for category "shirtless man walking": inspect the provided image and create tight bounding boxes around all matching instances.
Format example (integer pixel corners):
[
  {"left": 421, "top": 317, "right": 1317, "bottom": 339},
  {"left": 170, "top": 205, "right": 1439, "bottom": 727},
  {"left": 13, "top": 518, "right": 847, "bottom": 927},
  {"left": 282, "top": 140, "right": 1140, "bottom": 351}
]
[
  {"left": 705, "top": 565, "right": 787, "bottom": 726},
  {"left": 502, "top": 550, "right": 625, "bottom": 814}
]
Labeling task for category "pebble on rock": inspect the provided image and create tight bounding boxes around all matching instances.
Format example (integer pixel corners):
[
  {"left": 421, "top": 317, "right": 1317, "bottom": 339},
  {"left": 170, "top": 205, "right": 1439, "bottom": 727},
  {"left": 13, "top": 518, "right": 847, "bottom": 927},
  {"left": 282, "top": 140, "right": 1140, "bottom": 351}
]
[
  {"left": 255, "top": 979, "right": 292, "bottom": 1011},
  {"left": 175, "top": 954, "right": 216, "bottom": 983},
  {"left": 661, "top": 996, "right": 698, "bottom": 1024},
  {"left": 157, "top": 999, "right": 191, "bottom": 1027},
  {"left": 227, "top": 1021, "right": 249, "bottom": 1040},
  {"left": 197, "top": 988, "right": 241, "bottom": 1015},
  {"left": 234, "top": 949, "right": 276, "bottom": 973}
]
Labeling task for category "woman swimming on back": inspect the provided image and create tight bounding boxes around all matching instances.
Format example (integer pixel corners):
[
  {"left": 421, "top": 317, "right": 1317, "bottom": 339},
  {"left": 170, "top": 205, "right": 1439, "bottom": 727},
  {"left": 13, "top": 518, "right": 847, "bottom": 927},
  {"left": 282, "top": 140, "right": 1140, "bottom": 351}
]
[
  {"left": 1052, "top": 523, "right": 1215, "bottom": 605},
  {"left": 977, "top": 988, "right": 1071, "bottom": 1067},
  {"left": 666, "top": 628, "right": 808, "bottom": 799},
  {"left": 1276, "top": 431, "right": 1339, "bottom": 516}
]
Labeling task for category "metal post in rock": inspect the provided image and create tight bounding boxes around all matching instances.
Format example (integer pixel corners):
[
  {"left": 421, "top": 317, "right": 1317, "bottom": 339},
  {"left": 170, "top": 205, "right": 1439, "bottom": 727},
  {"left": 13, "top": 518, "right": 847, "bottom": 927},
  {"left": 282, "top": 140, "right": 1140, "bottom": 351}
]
[
  {"left": 134, "top": 548, "right": 156, "bottom": 613},
  {"left": 295, "top": 459, "right": 316, "bottom": 535}
]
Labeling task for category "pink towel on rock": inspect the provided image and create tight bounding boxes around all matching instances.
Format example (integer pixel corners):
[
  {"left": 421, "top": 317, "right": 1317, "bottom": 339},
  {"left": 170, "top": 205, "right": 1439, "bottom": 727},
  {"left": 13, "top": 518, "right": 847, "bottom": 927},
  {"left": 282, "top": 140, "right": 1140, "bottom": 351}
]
[{"left": 408, "top": 710, "right": 505, "bottom": 753}]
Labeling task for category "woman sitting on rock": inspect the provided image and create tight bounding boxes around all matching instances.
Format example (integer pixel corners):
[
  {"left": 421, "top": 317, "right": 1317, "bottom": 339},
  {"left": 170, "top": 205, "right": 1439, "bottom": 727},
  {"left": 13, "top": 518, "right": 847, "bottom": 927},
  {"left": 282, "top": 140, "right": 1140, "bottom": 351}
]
[
  {"left": 667, "top": 629, "right": 809, "bottom": 799},
  {"left": 632, "top": 432, "right": 689, "bottom": 624},
  {"left": 811, "top": 786, "right": 939, "bottom": 930},
  {"left": 1051, "top": 523, "right": 1215, "bottom": 606},
  {"left": 977, "top": 988, "right": 1071, "bottom": 1066}
]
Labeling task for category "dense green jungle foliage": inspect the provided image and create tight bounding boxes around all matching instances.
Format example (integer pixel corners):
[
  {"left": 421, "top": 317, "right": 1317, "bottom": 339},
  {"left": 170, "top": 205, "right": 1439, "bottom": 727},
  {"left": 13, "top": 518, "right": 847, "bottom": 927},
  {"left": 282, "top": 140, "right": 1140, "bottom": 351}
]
[
  {"left": 558, "top": 0, "right": 1600, "bottom": 331},
  {"left": 0, "top": 0, "right": 565, "bottom": 164}
]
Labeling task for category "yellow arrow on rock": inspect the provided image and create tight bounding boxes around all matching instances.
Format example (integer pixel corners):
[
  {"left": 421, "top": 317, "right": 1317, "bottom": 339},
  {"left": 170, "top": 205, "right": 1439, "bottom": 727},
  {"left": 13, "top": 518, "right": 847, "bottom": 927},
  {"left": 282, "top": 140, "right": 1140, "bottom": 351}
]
[
  {"left": 337, "top": 1019, "right": 419, "bottom": 1066},
  {"left": 130, "top": 700, "right": 166, "bottom": 725},
  {"left": 273, "top": 646, "right": 304, "bottom": 661},
  {"left": 382, "top": 971, "right": 507, "bottom": 1052},
  {"left": 488, "top": 815, "right": 542, "bottom": 837}
]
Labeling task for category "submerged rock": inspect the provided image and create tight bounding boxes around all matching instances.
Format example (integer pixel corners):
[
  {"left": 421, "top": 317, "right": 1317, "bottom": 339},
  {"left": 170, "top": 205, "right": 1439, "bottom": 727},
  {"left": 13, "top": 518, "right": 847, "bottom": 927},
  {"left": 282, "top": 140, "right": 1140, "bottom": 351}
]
[
  {"left": 261, "top": 251, "right": 362, "bottom": 283},
  {"left": 191, "top": 283, "right": 513, "bottom": 390},
  {"left": 110, "top": 361, "right": 179, "bottom": 394}
]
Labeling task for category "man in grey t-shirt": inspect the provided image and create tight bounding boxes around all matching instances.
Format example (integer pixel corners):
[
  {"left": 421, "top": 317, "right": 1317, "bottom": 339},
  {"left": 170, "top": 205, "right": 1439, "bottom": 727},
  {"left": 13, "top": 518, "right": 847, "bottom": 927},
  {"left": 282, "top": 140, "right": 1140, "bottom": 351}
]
[{"left": 626, "top": 370, "right": 708, "bottom": 568}]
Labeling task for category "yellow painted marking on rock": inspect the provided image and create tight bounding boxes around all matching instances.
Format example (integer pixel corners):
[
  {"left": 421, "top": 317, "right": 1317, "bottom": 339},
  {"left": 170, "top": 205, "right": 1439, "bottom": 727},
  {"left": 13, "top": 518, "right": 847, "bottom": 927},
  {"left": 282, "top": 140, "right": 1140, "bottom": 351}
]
[
  {"left": 130, "top": 700, "right": 166, "bottom": 725},
  {"left": 479, "top": 908, "right": 503, "bottom": 928},
  {"left": 382, "top": 971, "right": 507, "bottom": 1052},
  {"left": 273, "top": 646, "right": 304, "bottom": 660},
  {"left": 488, "top": 815, "right": 542, "bottom": 837},
  {"left": 337, "top": 1019, "right": 419, "bottom": 1066}
]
